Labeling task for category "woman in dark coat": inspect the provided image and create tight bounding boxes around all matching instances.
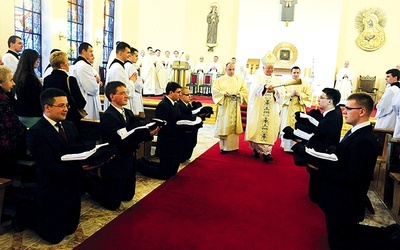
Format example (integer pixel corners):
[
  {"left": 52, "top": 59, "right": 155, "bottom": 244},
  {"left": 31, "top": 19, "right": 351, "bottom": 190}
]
[{"left": 14, "top": 49, "right": 42, "bottom": 128}]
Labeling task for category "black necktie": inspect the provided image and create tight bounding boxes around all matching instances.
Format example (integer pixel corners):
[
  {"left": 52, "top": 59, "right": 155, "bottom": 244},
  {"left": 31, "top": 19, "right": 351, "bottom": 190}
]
[
  {"left": 55, "top": 122, "right": 68, "bottom": 142},
  {"left": 341, "top": 130, "right": 352, "bottom": 142}
]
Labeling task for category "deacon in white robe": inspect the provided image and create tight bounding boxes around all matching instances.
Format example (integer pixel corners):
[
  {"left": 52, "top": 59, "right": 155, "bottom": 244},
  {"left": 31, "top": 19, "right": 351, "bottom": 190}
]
[
  {"left": 245, "top": 53, "right": 284, "bottom": 162},
  {"left": 125, "top": 47, "right": 144, "bottom": 117},
  {"left": 280, "top": 66, "right": 312, "bottom": 152},
  {"left": 335, "top": 61, "right": 355, "bottom": 104},
  {"left": 70, "top": 43, "right": 102, "bottom": 120},
  {"left": 212, "top": 63, "right": 248, "bottom": 153}
]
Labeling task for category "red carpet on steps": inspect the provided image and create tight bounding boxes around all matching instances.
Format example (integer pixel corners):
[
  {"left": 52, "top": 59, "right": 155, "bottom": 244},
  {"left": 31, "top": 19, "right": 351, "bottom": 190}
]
[{"left": 76, "top": 136, "right": 329, "bottom": 250}]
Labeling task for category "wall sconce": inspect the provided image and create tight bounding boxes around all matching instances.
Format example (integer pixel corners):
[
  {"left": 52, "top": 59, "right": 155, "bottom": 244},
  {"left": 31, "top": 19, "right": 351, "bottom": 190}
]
[
  {"left": 95, "top": 30, "right": 103, "bottom": 46},
  {"left": 59, "top": 31, "right": 67, "bottom": 41},
  {"left": 96, "top": 37, "right": 102, "bottom": 46}
]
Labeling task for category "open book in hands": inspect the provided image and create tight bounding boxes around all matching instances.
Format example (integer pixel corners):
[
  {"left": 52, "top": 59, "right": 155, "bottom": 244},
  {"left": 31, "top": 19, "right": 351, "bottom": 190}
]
[
  {"left": 61, "top": 143, "right": 117, "bottom": 166},
  {"left": 117, "top": 119, "right": 167, "bottom": 140}
]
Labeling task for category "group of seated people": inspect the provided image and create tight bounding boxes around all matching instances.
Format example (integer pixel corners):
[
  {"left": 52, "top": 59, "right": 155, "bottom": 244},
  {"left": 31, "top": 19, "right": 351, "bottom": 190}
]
[{"left": 0, "top": 65, "right": 211, "bottom": 244}]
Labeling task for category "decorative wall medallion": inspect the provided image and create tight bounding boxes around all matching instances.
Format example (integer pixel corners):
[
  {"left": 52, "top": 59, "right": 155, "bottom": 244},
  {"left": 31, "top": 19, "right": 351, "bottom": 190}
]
[
  {"left": 355, "top": 7, "right": 386, "bottom": 52},
  {"left": 272, "top": 42, "right": 298, "bottom": 67}
]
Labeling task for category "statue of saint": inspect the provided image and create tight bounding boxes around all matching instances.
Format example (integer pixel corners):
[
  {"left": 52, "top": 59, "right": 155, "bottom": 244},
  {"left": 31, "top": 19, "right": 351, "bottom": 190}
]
[{"left": 206, "top": 4, "right": 219, "bottom": 51}]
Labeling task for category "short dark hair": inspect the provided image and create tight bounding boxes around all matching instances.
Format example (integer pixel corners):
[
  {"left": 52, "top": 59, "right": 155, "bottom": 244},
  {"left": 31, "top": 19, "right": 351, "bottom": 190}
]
[
  {"left": 347, "top": 92, "right": 374, "bottom": 116},
  {"left": 105, "top": 81, "right": 126, "bottom": 101},
  {"left": 147, "top": 46, "right": 153, "bottom": 51},
  {"left": 79, "top": 42, "right": 93, "bottom": 54},
  {"left": 130, "top": 47, "right": 138, "bottom": 54},
  {"left": 386, "top": 68, "right": 400, "bottom": 80},
  {"left": 8, "top": 35, "right": 21, "bottom": 47},
  {"left": 40, "top": 88, "right": 67, "bottom": 109},
  {"left": 322, "top": 88, "right": 341, "bottom": 106},
  {"left": 116, "top": 42, "right": 130, "bottom": 53},
  {"left": 291, "top": 66, "right": 301, "bottom": 72},
  {"left": 166, "top": 82, "right": 181, "bottom": 94}
]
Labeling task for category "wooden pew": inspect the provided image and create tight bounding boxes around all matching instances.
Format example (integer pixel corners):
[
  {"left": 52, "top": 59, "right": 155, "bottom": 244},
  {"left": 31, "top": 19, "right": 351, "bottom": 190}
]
[
  {"left": 0, "top": 178, "right": 12, "bottom": 232},
  {"left": 372, "top": 128, "right": 394, "bottom": 202},
  {"left": 389, "top": 172, "right": 400, "bottom": 223}
]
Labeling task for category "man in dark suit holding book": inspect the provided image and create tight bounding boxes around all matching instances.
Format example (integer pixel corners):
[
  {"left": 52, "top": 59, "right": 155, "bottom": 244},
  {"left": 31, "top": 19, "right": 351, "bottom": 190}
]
[
  {"left": 90, "top": 81, "right": 158, "bottom": 210},
  {"left": 176, "top": 87, "right": 199, "bottom": 163},
  {"left": 312, "top": 93, "right": 400, "bottom": 249},
  {"left": 138, "top": 82, "right": 184, "bottom": 180},
  {"left": 21, "top": 88, "right": 95, "bottom": 244}
]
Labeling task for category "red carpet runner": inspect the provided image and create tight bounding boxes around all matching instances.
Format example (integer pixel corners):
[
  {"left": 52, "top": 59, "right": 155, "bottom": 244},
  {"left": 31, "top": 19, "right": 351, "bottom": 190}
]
[{"left": 76, "top": 137, "right": 329, "bottom": 249}]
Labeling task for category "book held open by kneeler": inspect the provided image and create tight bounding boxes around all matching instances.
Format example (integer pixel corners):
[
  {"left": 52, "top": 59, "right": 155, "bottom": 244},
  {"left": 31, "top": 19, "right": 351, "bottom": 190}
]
[
  {"left": 61, "top": 143, "right": 117, "bottom": 166},
  {"left": 117, "top": 119, "right": 167, "bottom": 140}
]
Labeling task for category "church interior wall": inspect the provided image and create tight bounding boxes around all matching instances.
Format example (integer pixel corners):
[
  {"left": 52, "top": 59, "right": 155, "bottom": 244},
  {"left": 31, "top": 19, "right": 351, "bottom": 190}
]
[{"left": 0, "top": 0, "right": 399, "bottom": 93}]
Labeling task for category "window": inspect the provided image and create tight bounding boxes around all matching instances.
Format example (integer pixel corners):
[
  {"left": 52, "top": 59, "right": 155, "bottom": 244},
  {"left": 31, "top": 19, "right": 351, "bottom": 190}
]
[
  {"left": 67, "top": 0, "right": 84, "bottom": 62},
  {"left": 102, "top": 0, "right": 115, "bottom": 68},
  {"left": 14, "top": 0, "right": 42, "bottom": 75}
]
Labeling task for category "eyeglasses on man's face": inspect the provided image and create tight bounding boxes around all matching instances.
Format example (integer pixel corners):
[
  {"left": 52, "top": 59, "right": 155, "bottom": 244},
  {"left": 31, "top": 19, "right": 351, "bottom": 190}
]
[
  {"left": 115, "top": 91, "right": 129, "bottom": 96},
  {"left": 344, "top": 106, "right": 362, "bottom": 111},
  {"left": 51, "top": 103, "right": 70, "bottom": 109},
  {"left": 318, "top": 96, "right": 330, "bottom": 100}
]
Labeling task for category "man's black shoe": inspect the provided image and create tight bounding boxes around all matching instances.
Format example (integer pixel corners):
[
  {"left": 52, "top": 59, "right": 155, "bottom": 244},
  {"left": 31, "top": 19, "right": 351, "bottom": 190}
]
[
  {"left": 220, "top": 150, "right": 227, "bottom": 154},
  {"left": 253, "top": 149, "right": 260, "bottom": 158},
  {"left": 263, "top": 154, "right": 273, "bottom": 162}
]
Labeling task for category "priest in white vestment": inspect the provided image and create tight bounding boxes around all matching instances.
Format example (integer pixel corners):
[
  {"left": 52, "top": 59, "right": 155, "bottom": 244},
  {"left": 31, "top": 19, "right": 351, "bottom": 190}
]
[
  {"left": 142, "top": 47, "right": 162, "bottom": 95},
  {"left": 335, "top": 61, "right": 355, "bottom": 104},
  {"left": 207, "top": 55, "right": 223, "bottom": 81},
  {"left": 195, "top": 56, "right": 207, "bottom": 86},
  {"left": 70, "top": 43, "right": 102, "bottom": 120},
  {"left": 154, "top": 49, "right": 167, "bottom": 92},
  {"left": 280, "top": 66, "right": 312, "bottom": 152},
  {"left": 245, "top": 52, "right": 285, "bottom": 162},
  {"left": 125, "top": 47, "right": 145, "bottom": 117},
  {"left": 212, "top": 62, "right": 248, "bottom": 153},
  {"left": 105, "top": 42, "right": 136, "bottom": 110}
]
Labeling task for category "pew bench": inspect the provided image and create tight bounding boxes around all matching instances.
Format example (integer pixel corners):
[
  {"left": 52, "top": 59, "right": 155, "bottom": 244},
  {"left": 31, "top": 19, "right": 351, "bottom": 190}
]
[
  {"left": 389, "top": 172, "right": 400, "bottom": 223},
  {"left": 0, "top": 178, "right": 12, "bottom": 231},
  {"left": 372, "top": 128, "right": 394, "bottom": 203}
]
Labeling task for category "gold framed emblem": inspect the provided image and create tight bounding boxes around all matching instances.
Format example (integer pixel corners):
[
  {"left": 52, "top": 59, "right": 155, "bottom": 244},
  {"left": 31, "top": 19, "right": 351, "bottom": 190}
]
[{"left": 272, "top": 42, "right": 298, "bottom": 67}]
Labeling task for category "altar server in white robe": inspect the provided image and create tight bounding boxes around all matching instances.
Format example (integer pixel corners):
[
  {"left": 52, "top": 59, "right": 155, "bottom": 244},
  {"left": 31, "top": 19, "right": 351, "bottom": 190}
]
[
  {"left": 125, "top": 47, "right": 144, "bottom": 118},
  {"left": 69, "top": 42, "right": 102, "bottom": 120},
  {"left": 2, "top": 35, "right": 23, "bottom": 74},
  {"left": 335, "top": 61, "right": 355, "bottom": 104},
  {"left": 375, "top": 68, "right": 400, "bottom": 129},
  {"left": 105, "top": 41, "right": 137, "bottom": 110},
  {"left": 212, "top": 62, "right": 248, "bottom": 154},
  {"left": 245, "top": 52, "right": 285, "bottom": 162}
]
